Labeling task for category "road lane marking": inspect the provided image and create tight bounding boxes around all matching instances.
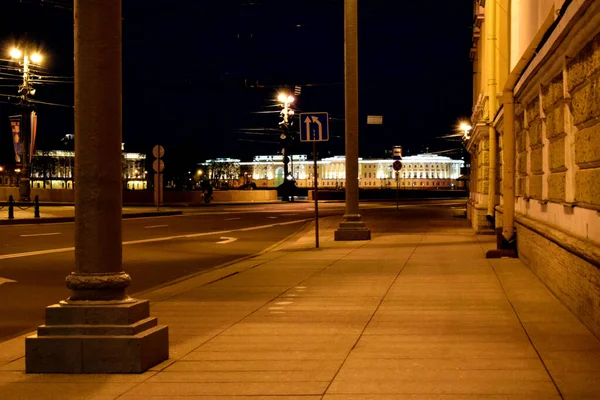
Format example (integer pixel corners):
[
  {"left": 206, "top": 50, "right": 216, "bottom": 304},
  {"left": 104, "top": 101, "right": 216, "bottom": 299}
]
[
  {"left": 266, "top": 216, "right": 277, "bottom": 219},
  {"left": 217, "top": 237, "right": 238, "bottom": 245},
  {"left": 144, "top": 225, "right": 168, "bottom": 229},
  {"left": 19, "top": 232, "right": 61, "bottom": 238},
  {"left": 224, "top": 217, "right": 241, "bottom": 221},
  {"left": 0, "top": 277, "right": 17, "bottom": 286},
  {"left": 276, "top": 301, "right": 292, "bottom": 305},
  {"left": 0, "top": 218, "right": 312, "bottom": 260}
]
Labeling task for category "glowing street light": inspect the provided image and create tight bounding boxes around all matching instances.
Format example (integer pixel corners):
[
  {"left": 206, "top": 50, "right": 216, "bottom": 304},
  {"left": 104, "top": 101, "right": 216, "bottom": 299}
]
[
  {"left": 459, "top": 122, "right": 472, "bottom": 140},
  {"left": 31, "top": 53, "right": 43, "bottom": 64},
  {"left": 9, "top": 48, "right": 22, "bottom": 59}
]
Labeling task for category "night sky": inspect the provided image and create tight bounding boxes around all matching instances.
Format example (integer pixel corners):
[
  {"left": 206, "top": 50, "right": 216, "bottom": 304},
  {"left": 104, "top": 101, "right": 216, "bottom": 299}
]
[{"left": 0, "top": 0, "right": 473, "bottom": 175}]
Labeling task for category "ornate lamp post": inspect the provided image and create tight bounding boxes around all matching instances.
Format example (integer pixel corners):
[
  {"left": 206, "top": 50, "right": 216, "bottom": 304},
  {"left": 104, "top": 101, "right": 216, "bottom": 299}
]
[{"left": 8, "top": 48, "right": 42, "bottom": 201}]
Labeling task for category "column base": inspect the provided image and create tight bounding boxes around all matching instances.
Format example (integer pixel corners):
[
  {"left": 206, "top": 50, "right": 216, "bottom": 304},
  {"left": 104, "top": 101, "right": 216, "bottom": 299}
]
[
  {"left": 334, "top": 215, "right": 371, "bottom": 241},
  {"left": 26, "top": 299, "right": 168, "bottom": 373}
]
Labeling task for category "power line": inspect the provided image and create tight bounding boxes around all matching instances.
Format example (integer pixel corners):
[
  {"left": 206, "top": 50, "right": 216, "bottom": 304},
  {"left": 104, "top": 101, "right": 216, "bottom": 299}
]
[{"left": 29, "top": 99, "right": 73, "bottom": 108}]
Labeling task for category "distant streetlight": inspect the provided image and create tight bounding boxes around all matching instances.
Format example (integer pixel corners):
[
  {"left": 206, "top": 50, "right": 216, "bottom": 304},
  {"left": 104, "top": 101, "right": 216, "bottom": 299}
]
[
  {"left": 459, "top": 122, "right": 472, "bottom": 140},
  {"left": 196, "top": 169, "right": 203, "bottom": 176},
  {"left": 277, "top": 92, "right": 296, "bottom": 200},
  {"left": 30, "top": 53, "right": 43, "bottom": 64},
  {"left": 9, "top": 46, "right": 43, "bottom": 201},
  {"left": 9, "top": 48, "right": 22, "bottom": 59}
]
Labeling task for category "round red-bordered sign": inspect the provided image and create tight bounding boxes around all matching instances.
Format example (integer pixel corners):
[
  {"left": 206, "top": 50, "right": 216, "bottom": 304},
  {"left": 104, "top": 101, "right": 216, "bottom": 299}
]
[{"left": 392, "top": 160, "right": 403, "bottom": 171}]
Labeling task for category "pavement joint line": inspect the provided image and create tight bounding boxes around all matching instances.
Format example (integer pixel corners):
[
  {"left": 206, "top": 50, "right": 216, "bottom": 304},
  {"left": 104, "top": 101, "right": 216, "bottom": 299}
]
[
  {"left": 321, "top": 231, "right": 425, "bottom": 396},
  {"left": 143, "top": 224, "right": 168, "bottom": 229},
  {"left": 482, "top": 236, "right": 566, "bottom": 400},
  {"left": 0, "top": 218, "right": 314, "bottom": 260},
  {"left": 19, "top": 232, "right": 61, "bottom": 238}
]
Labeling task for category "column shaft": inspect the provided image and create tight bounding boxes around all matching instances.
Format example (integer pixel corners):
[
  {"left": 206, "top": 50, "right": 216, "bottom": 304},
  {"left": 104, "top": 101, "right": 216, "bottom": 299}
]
[
  {"left": 344, "top": 0, "right": 359, "bottom": 217},
  {"left": 70, "top": 0, "right": 128, "bottom": 300}
]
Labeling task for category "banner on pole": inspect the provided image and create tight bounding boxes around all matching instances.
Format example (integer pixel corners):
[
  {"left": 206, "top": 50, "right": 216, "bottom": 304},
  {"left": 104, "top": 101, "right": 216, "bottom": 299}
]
[
  {"left": 29, "top": 111, "right": 38, "bottom": 163},
  {"left": 9, "top": 115, "right": 22, "bottom": 164}
]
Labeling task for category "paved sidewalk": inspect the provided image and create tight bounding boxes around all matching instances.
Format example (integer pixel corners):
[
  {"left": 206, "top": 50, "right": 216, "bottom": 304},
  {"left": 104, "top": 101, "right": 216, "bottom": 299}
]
[{"left": 0, "top": 210, "right": 599, "bottom": 399}]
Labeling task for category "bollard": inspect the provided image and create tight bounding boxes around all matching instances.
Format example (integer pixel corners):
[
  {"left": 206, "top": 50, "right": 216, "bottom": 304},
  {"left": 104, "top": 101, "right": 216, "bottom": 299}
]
[
  {"left": 34, "top": 195, "right": 40, "bottom": 218},
  {"left": 8, "top": 195, "right": 14, "bottom": 219}
]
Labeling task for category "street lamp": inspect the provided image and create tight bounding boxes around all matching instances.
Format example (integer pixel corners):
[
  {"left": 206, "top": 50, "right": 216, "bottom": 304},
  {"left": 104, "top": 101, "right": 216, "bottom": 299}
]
[
  {"left": 459, "top": 122, "right": 472, "bottom": 140},
  {"left": 9, "top": 47, "right": 43, "bottom": 201},
  {"left": 277, "top": 92, "right": 297, "bottom": 200}
]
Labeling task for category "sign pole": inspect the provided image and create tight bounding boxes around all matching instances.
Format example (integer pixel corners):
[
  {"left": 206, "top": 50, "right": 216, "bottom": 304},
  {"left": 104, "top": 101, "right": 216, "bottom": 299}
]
[
  {"left": 299, "top": 111, "right": 328, "bottom": 249},
  {"left": 396, "top": 172, "right": 399, "bottom": 211},
  {"left": 313, "top": 141, "right": 319, "bottom": 248},
  {"left": 156, "top": 150, "right": 161, "bottom": 212},
  {"left": 152, "top": 145, "right": 165, "bottom": 212}
]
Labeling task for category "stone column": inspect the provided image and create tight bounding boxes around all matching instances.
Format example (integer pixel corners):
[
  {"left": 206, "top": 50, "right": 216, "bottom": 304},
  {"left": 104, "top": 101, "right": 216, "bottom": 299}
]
[
  {"left": 335, "top": 0, "right": 370, "bottom": 240},
  {"left": 25, "top": 0, "right": 168, "bottom": 373}
]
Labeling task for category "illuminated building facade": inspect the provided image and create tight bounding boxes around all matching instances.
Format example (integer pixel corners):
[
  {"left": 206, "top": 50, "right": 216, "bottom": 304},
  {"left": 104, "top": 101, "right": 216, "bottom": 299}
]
[
  {"left": 241, "top": 154, "right": 464, "bottom": 189},
  {"left": 27, "top": 149, "right": 147, "bottom": 190}
]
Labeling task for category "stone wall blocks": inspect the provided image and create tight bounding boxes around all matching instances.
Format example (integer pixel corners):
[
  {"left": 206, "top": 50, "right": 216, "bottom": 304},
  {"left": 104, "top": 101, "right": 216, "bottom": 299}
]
[
  {"left": 545, "top": 106, "right": 566, "bottom": 139},
  {"left": 526, "top": 97, "right": 541, "bottom": 122},
  {"left": 528, "top": 120, "right": 543, "bottom": 146},
  {"left": 530, "top": 175, "right": 543, "bottom": 199},
  {"left": 549, "top": 137, "right": 567, "bottom": 171},
  {"left": 571, "top": 77, "right": 600, "bottom": 127},
  {"left": 548, "top": 172, "right": 567, "bottom": 202},
  {"left": 575, "top": 168, "right": 600, "bottom": 207},
  {"left": 567, "top": 31, "right": 600, "bottom": 91}
]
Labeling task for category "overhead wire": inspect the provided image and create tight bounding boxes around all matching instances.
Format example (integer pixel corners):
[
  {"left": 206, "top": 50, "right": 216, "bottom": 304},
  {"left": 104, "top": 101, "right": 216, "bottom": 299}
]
[{"left": 28, "top": 99, "right": 73, "bottom": 108}]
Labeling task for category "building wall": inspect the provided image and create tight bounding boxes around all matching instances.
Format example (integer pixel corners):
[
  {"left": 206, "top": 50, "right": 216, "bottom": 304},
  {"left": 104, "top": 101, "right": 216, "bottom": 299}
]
[
  {"left": 467, "top": 0, "right": 510, "bottom": 233},
  {"left": 469, "top": 0, "right": 600, "bottom": 338},
  {"left": 245, "top": 154, "right": 464, "bottom": 190}
]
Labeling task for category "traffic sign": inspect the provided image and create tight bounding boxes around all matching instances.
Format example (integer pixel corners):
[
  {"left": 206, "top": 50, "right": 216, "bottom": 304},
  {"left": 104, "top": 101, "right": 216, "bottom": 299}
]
[
  {"left": 152, "top": 159, "right": 165, "bottom": 173},
  {"left": 392, "top": 145, "right": 402, "bottom": 160},
  {"left": 300, "top": 112, "right": 329, "bottom": 142},
  {"left": 392, "top": 160, "right": 403, "bottom": 171},
  {"left": 152, "top": 145, "right": 165, "bottom": 159}
]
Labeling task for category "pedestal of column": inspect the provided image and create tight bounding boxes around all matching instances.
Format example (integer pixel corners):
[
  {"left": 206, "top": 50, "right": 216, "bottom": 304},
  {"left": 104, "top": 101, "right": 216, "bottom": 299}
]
[
  {"left": 26, "top": 297, "right": 168, "bottom": 373},
  {"left": 25, "top": 0, "right": 168, "bottom": 373},
  {"left": 335, "top": 213, "right": 371, "bottom": 241}
]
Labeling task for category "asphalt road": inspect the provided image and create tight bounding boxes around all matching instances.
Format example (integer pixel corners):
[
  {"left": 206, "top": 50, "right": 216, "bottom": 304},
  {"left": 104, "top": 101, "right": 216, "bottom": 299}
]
[{"left": 0, "top": 199, "right": 467, "bottom": 342}]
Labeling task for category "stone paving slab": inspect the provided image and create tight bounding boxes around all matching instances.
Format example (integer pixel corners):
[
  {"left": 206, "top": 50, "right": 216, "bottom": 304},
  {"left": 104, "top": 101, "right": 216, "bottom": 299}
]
[{"left": 0, "top": 212, "right": 599, "bottom": 399}]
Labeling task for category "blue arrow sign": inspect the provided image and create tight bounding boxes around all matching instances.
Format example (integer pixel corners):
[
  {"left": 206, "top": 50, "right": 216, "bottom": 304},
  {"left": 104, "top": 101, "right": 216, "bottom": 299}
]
[{"left": 299, "top": 112, "right": 329, "bottom": 142}]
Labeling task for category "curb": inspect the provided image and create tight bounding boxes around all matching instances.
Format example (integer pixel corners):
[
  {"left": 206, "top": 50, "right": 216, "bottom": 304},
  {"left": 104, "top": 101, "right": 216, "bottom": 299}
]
[{"left": 0, "top": 210, "right": 183, "bottom": 225}]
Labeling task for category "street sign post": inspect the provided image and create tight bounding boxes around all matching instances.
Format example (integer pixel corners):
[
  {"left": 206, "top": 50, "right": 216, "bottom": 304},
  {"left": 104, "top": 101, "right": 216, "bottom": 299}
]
[
  {"left": 300, "top": 112, "right": 330, "bottom": 248},
  {"left": 392, "top": 160, "right": 403, "bottom": 210},
  {"left": 152, "top": 145, "right": 165, "bottom": 211}
]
